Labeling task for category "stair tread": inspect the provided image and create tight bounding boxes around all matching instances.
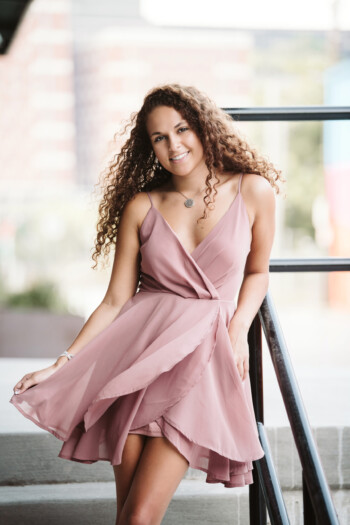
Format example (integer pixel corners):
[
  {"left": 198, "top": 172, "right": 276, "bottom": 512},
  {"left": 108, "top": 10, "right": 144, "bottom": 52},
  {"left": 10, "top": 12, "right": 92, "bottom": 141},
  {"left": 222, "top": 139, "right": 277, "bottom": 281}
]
[{"left": 0, "top": 480, "right": 248, "bottom": 504}]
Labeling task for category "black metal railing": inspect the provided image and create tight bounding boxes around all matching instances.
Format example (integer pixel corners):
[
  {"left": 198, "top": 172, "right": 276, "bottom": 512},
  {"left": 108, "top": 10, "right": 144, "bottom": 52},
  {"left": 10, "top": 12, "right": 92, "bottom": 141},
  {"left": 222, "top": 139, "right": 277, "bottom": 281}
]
[
  {"left": 226, "top": 104, "right": 350, "bottom": 524},
  {"left": 270, "top": 258, "right": 350, "bottom": 272},
  {"left": 248, "top": 258, "right": 350, "bottom": 525},
  {"left": 224, "top": 106, "right": 350, "bottom": 121}
]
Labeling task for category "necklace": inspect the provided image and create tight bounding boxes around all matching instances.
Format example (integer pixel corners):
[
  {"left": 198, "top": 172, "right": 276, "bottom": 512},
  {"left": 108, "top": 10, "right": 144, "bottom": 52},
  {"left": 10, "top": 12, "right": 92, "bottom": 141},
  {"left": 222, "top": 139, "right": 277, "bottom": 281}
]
[{"left": 174, "top": 184, "right": 209, "bottom": 208}]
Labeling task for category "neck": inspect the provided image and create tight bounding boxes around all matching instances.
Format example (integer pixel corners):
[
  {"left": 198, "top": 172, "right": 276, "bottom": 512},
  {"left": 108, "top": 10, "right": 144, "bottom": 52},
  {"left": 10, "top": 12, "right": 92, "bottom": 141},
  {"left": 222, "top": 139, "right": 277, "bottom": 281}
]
[{"left": 170, "top": 172, "right": 216, "bottom": 195}]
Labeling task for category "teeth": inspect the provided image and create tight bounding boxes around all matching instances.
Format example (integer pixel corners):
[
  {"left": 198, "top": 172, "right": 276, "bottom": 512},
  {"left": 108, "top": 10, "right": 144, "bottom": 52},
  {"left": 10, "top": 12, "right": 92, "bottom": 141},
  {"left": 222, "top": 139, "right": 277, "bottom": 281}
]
[{"left": 171, "top": 152, "right": 188, "bottom": 161}]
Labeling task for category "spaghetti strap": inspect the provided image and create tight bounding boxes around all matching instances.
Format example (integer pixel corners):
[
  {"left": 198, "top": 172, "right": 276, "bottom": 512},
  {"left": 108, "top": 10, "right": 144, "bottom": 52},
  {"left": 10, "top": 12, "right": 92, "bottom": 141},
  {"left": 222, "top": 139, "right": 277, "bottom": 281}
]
[
  {"left": 146, "top": 191, "right": 153, "bottom": 206},
  {"left": 238, "top": 173, "right": 244, "bottom": 193}
]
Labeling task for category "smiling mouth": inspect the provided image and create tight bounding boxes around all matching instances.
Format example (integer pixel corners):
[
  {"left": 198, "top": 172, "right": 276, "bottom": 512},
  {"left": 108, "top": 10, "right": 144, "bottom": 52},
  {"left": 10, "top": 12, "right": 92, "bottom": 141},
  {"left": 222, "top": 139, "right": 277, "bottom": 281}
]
[{"left": 170, "top": 151, "right": 189, "bottom": 162}]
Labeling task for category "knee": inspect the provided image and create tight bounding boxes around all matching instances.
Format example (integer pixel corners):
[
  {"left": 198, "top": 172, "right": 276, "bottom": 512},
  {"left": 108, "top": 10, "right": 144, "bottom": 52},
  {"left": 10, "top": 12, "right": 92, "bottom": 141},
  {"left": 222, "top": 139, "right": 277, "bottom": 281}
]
[{"left": 120, "top": 506, "right": 156, "bottom": 525}]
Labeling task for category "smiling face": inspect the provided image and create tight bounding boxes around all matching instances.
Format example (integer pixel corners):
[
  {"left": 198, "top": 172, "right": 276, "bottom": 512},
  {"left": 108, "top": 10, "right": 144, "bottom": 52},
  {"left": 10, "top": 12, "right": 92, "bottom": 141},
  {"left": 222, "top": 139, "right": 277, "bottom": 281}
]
[{"left": 146, "top": 105, "right": 207, "bottom": 178}]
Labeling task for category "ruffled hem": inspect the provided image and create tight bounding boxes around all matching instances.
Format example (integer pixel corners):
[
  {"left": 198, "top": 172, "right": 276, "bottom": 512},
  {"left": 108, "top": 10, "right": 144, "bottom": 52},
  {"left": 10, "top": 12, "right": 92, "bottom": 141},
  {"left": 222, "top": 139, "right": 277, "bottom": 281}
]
[{"left": 57, "top": 414, "right": 258, "bottom": 488}]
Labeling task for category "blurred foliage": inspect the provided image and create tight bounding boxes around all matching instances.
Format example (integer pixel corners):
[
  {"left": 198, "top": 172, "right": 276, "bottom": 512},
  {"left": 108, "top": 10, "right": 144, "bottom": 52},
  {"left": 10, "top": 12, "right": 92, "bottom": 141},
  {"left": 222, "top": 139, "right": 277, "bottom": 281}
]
[
  {"left": 254, "top": 32, "right": 332, "bottom": 106},
  {"left": 0, "top": 275, "right": 7, "bottom": 302},
  {"left": 0, "top": 280, "right": 69, "bottom": 313},
  {"left": 285, "top": 121, "right": 324, "bottom": 236},
  {"left": 251, "top": 32, "right": 333, "bottom": 245}
]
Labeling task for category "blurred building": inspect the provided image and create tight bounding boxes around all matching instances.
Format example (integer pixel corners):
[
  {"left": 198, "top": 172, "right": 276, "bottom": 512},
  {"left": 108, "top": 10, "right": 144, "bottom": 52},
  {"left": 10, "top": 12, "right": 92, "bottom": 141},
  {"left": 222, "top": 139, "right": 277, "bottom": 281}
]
[
  {"left": 0, "top": 0, "right": 349, "bottom": 313},
  {"left": 71, "top": 0, "right": 253, "bottom": 186},
  {"left": 0, "top": 0, "right": 76, "bottom": 194},
  {"left": 0, "top": 0, "right": 253, "bottom": 311},
  {"left": 0, "top": 0, "right": 253, "bottom": 190},
  {"left": 0, "top": 0, "right": 77, "bottom": 293}
]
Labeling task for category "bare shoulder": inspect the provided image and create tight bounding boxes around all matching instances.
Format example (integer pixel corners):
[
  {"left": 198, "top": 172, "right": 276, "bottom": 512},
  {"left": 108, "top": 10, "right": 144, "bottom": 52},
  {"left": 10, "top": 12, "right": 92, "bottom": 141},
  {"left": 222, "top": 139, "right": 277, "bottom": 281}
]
[
  {"left": 242, "top": 173, "right": 274, "bottom": 197},
  {"left": 242, "top": 173, "right": 275, "bottom": 204},
  {"left": 241, "top": 174, "right": 275, "bottom": 225},
  {"left": 121, "top": 191, "right": 152, "bottom": 232}
]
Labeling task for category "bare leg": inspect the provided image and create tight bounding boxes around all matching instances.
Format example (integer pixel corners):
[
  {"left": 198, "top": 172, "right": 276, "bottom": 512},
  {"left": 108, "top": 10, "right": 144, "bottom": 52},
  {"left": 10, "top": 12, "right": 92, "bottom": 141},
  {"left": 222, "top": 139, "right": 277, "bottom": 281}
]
[
  {"left": 117, "top": 435, "right": 189, "bottom": 525},
  {"left": 113, "top": 434, "right": 147, "bottom": 525}
]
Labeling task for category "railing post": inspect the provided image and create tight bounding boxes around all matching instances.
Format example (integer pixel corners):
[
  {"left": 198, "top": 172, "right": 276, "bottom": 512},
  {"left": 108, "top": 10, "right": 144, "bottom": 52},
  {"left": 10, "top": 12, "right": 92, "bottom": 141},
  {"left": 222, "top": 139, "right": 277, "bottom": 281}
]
[
  {"left": 303, "top": 472, "right": 317, "bottom": 525},
  {"left": 248, "top": 314, "right": 267, "bottom": 525}
]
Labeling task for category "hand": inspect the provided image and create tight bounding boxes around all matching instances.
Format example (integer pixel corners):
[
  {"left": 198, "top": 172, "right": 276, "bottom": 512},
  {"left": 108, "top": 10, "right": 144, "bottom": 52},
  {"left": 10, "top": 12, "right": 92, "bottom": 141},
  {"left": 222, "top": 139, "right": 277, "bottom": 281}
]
[
  {"left": 228, "top": 331, "right": 249, "bottom": 381},
  {"left": 13, "top": 362, "right": 63, "bottom": 395}
]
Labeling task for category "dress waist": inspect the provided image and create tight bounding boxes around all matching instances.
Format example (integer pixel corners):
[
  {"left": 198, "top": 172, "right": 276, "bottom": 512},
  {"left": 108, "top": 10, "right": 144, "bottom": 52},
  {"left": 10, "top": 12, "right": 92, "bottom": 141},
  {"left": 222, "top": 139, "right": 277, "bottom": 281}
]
[{"left": 137, "top": 286, "right": 234, "bottom": 305}]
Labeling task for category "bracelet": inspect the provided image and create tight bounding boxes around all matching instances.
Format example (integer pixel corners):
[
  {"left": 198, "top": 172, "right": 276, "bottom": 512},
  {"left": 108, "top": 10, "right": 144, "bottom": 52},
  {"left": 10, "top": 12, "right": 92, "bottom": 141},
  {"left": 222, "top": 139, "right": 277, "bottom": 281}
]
[{"left": 58, "top": 350, "right": 75, "bottom": 361}]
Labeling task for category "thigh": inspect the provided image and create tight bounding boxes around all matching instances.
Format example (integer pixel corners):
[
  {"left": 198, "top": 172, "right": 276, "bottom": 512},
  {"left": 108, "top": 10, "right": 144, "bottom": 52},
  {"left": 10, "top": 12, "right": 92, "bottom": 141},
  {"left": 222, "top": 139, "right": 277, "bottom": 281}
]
[
  {"left": 119, "top": 436, "right": 189, "bottom": 525},
  {"left": 113, "top": 434, "right": 147, "bottom": 518}
]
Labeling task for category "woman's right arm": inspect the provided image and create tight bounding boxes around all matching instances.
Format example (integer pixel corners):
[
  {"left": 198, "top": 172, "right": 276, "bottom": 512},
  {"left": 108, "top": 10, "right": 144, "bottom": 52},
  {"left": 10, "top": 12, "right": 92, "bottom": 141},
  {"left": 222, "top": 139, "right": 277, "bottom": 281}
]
[{"left": 13, "top": 193, "right": 149, "bottom": 394}]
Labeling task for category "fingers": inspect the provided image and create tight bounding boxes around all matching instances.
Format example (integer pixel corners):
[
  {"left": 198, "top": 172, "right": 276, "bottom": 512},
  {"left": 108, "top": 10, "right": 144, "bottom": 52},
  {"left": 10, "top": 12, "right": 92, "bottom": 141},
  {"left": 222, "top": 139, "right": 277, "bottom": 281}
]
[
  {"left": 234, "top": 355, "right": 249, "bottom": 382},
  {"left": 14, "top": 374, "right": 34, "bottom": 395},
  {"left": 236, "top": 358, "right": 243, "bottom": 380},
  {"left": 229, "top": 334, "right": 249, "bottom": 382},
  {"left": 242, "top": 359, "right": 249, "bottom": 381}
]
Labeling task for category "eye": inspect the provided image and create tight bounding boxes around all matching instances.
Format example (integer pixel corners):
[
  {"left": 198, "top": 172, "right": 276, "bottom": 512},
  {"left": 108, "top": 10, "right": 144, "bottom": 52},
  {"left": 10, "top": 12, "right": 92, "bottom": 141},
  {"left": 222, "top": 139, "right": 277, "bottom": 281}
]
[
  {"left": 154, "top": 135, "right": 164, "bottom": 143},
  {"left": 178, "top": 127, "right": 189, "bottom": 133}
]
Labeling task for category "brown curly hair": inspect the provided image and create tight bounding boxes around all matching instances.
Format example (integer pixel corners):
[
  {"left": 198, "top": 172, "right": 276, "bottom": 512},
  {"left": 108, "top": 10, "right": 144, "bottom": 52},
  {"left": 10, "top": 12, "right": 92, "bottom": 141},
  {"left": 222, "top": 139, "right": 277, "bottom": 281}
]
[{"left": 92, "top": 83, "right": 283, "bottom": 268}]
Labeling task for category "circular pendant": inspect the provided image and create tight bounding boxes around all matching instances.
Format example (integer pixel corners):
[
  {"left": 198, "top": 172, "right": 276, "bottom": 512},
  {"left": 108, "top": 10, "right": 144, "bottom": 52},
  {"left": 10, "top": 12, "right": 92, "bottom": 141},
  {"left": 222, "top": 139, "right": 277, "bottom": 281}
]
[{"left": 184, "top": 198, "right": 194, "bottom": 208}]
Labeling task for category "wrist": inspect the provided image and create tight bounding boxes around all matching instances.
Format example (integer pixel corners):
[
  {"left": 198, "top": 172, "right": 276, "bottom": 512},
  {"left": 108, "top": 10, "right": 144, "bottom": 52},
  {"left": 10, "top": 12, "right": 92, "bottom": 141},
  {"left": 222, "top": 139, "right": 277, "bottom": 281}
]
[
  {"left": 54, "top": 356, "right": 68, "bottom": 368},
  {"left": 228, "top": 313, "right": 250, "bottom": 336},
  {"left": 54, "top": 355, "right": 69, "bottom": 368},
  {"left": 54, "top": 350, "right": 75, "bottom": 368}
]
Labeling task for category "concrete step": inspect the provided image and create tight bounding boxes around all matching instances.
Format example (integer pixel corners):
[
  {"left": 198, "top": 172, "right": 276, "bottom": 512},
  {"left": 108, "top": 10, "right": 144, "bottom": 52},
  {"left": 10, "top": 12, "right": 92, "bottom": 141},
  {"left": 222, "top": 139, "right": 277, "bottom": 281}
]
[
  {"left": 0, "top": 480, "right": 250, "bottom": 525},
  {"left": 1, "top": 428, "right": 349, "bottom": 522},
  {"left": 1, "top": 428, "right": 349, "bottom": 490},
  {"left": 1, "top": 481, "right": 349, "bottom": 524}
]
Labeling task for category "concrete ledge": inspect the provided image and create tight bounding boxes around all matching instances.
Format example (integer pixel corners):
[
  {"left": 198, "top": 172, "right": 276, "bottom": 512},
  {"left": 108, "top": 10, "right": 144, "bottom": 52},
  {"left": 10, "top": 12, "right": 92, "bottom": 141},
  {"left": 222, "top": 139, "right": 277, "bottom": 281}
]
[
  {"left": 1, "top": 427, "right": 349, "bottom": 489},
  {"left": 0, "top": 309, "right": 84, "bottom": 358},
  {"left": 0, "top": 481, "right": 349, "bottom": 524},
  {"left": 0, "top": 481, "right": 249, "bottom": 525}
]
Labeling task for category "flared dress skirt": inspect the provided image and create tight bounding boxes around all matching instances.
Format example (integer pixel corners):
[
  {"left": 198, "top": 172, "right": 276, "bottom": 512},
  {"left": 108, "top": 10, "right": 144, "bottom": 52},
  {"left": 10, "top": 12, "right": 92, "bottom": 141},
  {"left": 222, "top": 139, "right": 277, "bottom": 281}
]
[{"left": 10, "top": 176, "right": 265, "bottom": 488}]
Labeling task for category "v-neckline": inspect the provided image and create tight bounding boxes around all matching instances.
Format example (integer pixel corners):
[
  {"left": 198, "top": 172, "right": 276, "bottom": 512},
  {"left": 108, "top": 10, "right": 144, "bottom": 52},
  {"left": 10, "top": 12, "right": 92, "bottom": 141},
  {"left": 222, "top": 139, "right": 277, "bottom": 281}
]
[{"left": 149, "top": 191, "right": 243, "bottom": 259}]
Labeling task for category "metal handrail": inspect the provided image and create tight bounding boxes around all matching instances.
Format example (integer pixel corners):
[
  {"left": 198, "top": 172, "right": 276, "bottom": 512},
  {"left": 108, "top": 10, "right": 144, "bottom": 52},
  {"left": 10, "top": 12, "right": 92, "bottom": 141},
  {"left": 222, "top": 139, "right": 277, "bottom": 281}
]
[
  {"left": 227, "top": 104, "right": 349, "bottom": 523},
  {"left": 269, "top": 257, "right": 350, "bottom": 272},
  {"left": 259, "top": 292, "right": 340, "bottom": 524},
  {"left": 248, "top": 254, "right": 350, "bottom": 524},
  {"left": 223, "top": 106, "right": 350, "bottom": 121}
]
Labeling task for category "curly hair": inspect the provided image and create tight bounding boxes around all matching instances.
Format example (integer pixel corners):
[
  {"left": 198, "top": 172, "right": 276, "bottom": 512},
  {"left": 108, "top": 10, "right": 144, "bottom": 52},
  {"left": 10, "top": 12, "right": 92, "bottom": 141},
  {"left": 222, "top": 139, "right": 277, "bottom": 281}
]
[{"left": 92, "top": 83, "right": 283, "bottom": 268}]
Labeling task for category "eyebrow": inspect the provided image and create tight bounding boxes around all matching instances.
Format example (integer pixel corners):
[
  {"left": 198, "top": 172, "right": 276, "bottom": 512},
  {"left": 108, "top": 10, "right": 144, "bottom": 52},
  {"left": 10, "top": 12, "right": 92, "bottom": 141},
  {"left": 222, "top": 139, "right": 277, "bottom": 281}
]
[{"left": 150, "top": 121, "right": 187, "bottom": 137}]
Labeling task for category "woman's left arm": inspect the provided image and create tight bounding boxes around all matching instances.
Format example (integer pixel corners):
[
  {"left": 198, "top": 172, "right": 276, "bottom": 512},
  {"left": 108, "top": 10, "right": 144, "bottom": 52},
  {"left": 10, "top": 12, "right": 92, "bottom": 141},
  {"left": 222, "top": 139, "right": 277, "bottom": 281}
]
[{"left": 228, "top": 174, "right": 276, "bottom": 381}]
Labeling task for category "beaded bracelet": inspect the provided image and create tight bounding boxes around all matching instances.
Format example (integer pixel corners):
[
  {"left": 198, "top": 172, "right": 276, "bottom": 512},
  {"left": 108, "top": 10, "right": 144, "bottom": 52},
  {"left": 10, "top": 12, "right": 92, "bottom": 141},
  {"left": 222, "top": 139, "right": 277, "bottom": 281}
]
[{"left": 58, "top": 350, "right": 75, "bottom": 361}]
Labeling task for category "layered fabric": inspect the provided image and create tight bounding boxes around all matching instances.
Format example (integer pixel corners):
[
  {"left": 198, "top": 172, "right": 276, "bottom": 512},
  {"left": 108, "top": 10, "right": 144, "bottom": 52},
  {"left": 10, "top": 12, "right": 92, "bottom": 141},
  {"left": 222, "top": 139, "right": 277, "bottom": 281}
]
[{"left": 10, "top": 173, "right": 264, "bottom": 488}]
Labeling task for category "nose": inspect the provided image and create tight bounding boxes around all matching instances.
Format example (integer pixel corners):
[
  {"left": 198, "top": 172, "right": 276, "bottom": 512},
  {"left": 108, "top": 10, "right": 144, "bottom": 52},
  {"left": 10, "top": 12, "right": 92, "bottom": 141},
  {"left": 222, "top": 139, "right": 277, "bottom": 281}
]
[{"left": 168, "top": 132, "right": 182, "bottom": 153}]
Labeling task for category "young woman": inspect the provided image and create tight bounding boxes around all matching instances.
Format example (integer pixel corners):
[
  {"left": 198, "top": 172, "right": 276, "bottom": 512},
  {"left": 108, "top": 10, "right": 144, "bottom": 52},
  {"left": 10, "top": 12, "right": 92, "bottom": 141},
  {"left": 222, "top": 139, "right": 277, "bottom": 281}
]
[{"left": 11, "top": 84, "right": 282, "bottom": 525}]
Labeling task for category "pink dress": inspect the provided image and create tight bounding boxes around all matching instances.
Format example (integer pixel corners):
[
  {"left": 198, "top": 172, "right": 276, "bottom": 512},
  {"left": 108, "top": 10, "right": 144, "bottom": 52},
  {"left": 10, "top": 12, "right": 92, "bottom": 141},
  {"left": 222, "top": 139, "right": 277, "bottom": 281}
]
[{"left": 9, "top": 173, "right": 264, "bottom": 488}]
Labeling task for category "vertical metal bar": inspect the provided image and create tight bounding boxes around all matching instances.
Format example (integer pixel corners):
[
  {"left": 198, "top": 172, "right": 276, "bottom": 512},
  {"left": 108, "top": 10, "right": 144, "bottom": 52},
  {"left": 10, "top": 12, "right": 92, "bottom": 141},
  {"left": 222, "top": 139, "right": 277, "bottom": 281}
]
[
  {"left": 248, "top": 314, "right": 264, "bottom": 423},
  {"left": 250, "top": 466, "right": 267, "bottom": 524},
  {"left": 303, "top": 472, "right": 317, "bottom": 525},
  {"left": 256, "top": 423, "right": 290, "bottom": 525},
  {"left": 248, "top": 315, "right": 267, "bottom": 525}
]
